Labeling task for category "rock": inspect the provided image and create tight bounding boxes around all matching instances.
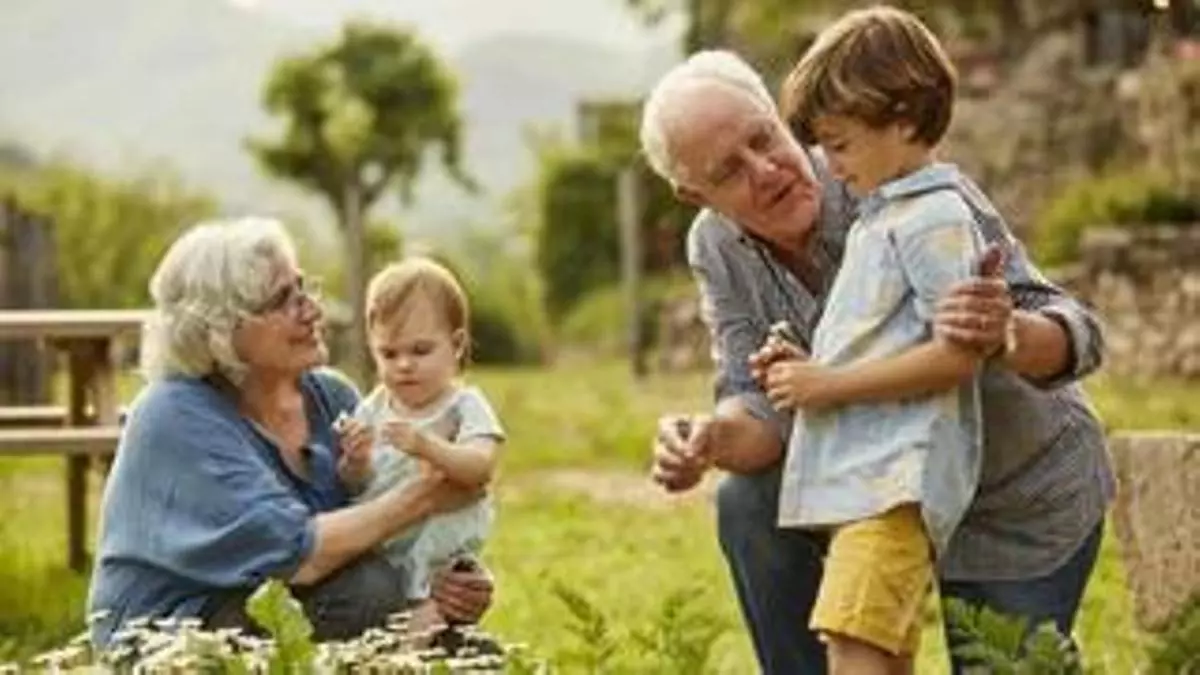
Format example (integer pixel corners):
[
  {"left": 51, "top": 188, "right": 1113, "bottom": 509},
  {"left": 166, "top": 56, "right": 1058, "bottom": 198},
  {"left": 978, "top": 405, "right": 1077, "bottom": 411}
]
[{"left": 1110, "top": 432, "right": 1200, "bottom": 631}]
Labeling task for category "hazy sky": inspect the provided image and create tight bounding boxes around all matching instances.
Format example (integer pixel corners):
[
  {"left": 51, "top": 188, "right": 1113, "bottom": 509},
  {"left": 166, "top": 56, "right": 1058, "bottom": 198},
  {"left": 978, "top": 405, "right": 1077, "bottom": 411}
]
[{"left": 227, "top": 0, "right": 681, "bottom": 51}]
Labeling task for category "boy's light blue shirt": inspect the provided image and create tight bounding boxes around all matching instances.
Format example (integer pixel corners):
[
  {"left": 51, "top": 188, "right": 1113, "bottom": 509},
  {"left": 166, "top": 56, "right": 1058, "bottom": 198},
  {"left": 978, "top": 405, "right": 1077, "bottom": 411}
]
[
  {"left": 777, "top": 163, "right": 984, "bottom": 554},
  {"left": 86, "top": 369, "right": 359, "bottom": 647}
]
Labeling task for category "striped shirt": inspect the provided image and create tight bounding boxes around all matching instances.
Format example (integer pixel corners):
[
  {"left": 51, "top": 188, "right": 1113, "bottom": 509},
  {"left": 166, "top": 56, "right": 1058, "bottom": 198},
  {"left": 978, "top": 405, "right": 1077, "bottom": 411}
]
[{"left": 688, "top": 152, "right": 1115, "bottom": 580}]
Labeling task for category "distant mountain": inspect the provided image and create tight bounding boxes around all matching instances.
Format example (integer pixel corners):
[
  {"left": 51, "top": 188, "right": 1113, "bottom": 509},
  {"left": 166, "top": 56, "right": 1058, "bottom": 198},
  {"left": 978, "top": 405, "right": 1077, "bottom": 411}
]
[{"left": 0, "top": 0, "right": 678, "bottom": 241}]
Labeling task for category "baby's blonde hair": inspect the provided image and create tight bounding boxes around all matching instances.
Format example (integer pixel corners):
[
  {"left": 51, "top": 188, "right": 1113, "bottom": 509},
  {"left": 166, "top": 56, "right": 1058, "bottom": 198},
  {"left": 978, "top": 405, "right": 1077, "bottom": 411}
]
[{"left": 366, "top": 256, "right": 470, "bottom": 360}]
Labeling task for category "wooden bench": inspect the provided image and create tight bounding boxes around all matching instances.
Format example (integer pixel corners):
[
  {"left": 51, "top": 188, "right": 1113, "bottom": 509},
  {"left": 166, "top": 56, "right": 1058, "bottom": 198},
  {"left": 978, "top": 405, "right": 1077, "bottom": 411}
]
[
  {"left": 0, "top": 309, "right": 146, "bottom": 571},
  {"left": 0, "top": 426, "right": 121, "bottom": 456},
  {"left": 0, "top": 405, "right": 128, "bottom": 429},
  {"left": 0, "top": 426, "right": 122, "bottom": 572},
  {"left": 0, "top": 405, "right": 70, "bottom": 428}
]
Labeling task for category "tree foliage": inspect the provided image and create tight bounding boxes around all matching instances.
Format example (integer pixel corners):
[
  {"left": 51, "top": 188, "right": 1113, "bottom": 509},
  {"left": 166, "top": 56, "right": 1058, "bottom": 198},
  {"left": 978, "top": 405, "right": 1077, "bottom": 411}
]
[
  {"left": 248, "top": 20, "right": 470, "bottom": 216},
  {"left": 529, "top": 107, "right": 691, "bottom": 322},
  {"left": 247, "top": 20, "right": 470, "bottom": 381},
  {"left": 1, "top": 160, "right": 216, "bottom": 310}
]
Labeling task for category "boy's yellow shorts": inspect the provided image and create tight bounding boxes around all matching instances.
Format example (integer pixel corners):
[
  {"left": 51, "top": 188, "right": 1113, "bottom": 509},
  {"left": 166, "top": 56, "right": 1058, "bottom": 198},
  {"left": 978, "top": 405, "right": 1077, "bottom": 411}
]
[{"left": 809, "top": 503, "right": 932, "bottom": 656}]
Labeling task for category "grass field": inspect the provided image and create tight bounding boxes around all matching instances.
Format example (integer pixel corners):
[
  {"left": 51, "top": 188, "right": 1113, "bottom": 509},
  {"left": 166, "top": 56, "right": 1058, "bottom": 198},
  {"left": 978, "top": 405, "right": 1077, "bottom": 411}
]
[{"left": 0, "top": 361, "right": 1194, "bottom": 671}]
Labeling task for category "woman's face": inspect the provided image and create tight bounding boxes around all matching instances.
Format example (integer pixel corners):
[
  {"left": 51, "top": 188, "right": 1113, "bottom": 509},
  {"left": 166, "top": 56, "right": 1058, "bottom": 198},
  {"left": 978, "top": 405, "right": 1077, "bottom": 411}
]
[{"left": 232, "top": 264, "right": 328, "bottom": 378}]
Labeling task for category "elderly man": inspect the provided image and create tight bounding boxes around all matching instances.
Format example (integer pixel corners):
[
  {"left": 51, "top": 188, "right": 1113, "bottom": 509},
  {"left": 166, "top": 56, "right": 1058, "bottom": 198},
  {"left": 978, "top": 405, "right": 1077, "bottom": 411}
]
[{"left": 642, "top": 51, "right": 1113, "bottom": 674}]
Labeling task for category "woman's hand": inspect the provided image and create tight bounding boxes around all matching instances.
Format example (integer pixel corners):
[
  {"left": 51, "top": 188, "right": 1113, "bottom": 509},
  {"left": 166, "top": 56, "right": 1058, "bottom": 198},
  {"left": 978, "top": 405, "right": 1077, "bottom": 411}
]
[
  {"left": 430, "top": 559, "right": 494, "bottom": 623},
  {"left": 336, "top": 418, "right": 374, "bottom": 491}
]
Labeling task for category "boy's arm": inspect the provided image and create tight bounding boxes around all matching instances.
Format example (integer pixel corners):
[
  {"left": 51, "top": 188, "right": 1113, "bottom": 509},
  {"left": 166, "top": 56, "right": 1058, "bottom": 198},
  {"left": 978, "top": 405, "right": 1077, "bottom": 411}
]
[
  {"left": 817, "top": 338, "right": 980, "bottom": 408},
  {"left": 770, "top": 210, "right": 983, "bottom": 411}
]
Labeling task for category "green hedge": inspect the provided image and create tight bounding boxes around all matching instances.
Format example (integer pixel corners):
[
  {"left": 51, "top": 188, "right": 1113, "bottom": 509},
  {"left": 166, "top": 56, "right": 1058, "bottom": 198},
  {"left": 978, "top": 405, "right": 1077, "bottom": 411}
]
[{"left": 1033, "top": 171, "right": 1199, "bottom": 267}]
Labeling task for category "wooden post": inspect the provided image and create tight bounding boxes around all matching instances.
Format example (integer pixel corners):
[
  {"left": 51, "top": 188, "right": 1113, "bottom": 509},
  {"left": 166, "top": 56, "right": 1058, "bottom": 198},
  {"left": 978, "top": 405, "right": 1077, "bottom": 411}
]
[
  {"left": 342, "top": 182, "right": 369, "bottom": 388},
  {"left": 65, "top": 341, "right": 99, "bottom": 572},
  {"left": 617, "top": 166, "right": 647, "bottom": 378},
  {"left": 0, "top": 200, "right": 54, "bottom": 405}
]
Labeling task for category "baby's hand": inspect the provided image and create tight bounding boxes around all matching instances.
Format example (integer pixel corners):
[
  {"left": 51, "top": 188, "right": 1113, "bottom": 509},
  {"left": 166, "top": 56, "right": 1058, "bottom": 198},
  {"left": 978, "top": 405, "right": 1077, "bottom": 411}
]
[
  {"left": 336, "top": 416, "right": 373, "bottom": 491},
  {"left": 382, "top": 419, "right": 425, "bottom": 457}
]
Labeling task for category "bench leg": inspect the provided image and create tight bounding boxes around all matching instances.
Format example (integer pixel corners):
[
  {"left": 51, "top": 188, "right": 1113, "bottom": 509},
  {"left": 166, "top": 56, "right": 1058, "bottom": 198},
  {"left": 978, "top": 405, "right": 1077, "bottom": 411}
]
[{"left": 67, "top": 455, "right": 88, "bottom": 572}]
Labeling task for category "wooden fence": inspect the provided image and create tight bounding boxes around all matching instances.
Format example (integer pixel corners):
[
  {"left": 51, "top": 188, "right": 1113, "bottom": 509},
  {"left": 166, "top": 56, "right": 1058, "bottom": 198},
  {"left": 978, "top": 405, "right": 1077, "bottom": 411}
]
[{"left": 0, "top": 198, "right": 56, "bottom": 404}]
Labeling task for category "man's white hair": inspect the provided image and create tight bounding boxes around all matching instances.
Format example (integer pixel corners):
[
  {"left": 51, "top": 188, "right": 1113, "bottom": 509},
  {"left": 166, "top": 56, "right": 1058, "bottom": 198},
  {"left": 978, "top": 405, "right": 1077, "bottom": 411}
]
[
  {"left": 640, "top": 50, "right": 777, "bottom": 187},
  {"left": 140, "top": 216, "right": 297, "bottom": 384}
]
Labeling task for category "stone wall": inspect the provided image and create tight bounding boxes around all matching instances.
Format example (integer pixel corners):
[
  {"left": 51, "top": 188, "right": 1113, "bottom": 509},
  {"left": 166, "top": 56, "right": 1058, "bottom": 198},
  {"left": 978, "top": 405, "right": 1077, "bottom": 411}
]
[
  {"left": 1055, "top": 225, "right": 1200, "bottom": 381},
  {"left": 1109, "top": 432, "right": 1200, "bottom": 631}
]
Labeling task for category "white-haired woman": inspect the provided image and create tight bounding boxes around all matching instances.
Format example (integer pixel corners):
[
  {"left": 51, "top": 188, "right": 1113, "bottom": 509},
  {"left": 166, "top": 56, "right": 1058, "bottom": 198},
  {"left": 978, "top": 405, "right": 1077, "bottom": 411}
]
[{"left": 87, "top": 217, "right": 493, "bottom": 647}]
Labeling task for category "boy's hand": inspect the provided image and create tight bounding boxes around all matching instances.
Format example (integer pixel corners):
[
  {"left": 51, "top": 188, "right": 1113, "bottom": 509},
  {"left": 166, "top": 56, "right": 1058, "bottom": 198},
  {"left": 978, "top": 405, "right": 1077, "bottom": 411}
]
[
  {"left": 335, "top": 418, "right": 374, "bottom": 489},
  {"left": 765, "top": 357, "right": 835, "bottom": 411},
  {"left": 382, "top": 419, "right": 425, "bottom": 457}
]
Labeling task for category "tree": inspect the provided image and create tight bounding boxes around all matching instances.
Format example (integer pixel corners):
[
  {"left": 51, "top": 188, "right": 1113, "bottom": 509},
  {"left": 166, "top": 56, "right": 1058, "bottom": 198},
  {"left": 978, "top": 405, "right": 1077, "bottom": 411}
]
[
  {"left": 247, "top": 21, "right": 472, "bottom": 382},
  {"left": 2, "top": 160, "right": 216, "bottom": 310}
]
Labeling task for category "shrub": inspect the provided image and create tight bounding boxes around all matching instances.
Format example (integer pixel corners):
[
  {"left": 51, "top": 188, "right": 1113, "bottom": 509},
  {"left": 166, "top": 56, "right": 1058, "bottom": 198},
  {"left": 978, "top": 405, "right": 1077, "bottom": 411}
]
[
  {"left": 4, "top": 580, "right": 533, "bottom": 673},
  {"left": 558, "top": 273, "right": 695, "bottom": 356},
  {"left": 1033, "top": 171, "right": 1200, "bottom": 268},
  {"left": 1146, "top": 598, "right": 1200, "bottom": 675}
]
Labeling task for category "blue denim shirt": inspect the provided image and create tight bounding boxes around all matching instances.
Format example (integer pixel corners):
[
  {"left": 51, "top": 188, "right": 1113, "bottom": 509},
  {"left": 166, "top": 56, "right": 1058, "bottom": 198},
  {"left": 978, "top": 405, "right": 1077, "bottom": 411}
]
[
  {"left": 689, "top": 152, "right": 1114, "bottom": 580},
  {"left": 87, "top": 369, "right": 359, "bottom": 646},
  {"left": 777, "top": 164, "right": 985, "bottom": 554}
]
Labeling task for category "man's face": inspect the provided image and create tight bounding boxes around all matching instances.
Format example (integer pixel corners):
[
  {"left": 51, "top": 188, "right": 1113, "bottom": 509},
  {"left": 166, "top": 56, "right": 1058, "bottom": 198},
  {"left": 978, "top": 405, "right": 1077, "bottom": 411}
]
[{"left": 669, "top": 83, "right": 822, "bottom": 250}]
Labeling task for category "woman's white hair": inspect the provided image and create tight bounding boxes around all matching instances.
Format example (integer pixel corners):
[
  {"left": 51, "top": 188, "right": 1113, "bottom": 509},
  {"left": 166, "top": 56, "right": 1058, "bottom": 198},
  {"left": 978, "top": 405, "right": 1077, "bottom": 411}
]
[
  {"left": 140, "top": 216, "right": 297, "bottom": 384},
  {"left": 640, "top": 50, "right": 777, "bottom": 187}
]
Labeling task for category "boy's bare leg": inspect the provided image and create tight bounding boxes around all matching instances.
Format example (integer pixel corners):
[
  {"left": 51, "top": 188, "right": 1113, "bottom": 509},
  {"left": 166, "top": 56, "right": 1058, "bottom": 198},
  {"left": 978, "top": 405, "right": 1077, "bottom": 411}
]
[{"left": 825, "top": 632, "right": 906, "bottom": 675}]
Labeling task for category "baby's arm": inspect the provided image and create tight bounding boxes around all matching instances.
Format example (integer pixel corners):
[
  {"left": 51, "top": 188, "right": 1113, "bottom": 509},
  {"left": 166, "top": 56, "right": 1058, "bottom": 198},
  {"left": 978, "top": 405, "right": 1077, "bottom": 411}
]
[
  {"left": 411, "top": 435, "right": 501, "bottom": 489},
  {"left": 390, "top": 388, "right": 505, "bottom": 489}
]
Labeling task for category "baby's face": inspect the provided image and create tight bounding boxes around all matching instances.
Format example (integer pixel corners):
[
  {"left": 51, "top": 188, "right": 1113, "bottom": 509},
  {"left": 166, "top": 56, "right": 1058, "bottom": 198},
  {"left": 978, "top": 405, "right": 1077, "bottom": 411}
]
[{"left": 368, "top": 293, "right": 463, "bottom": 411}]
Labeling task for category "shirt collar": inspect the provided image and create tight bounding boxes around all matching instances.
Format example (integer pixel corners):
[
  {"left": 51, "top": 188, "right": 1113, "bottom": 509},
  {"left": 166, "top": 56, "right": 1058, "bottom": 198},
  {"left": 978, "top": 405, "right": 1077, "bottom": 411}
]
[{"left": 860, "top": 162, "right": 962, "bottom": 215}]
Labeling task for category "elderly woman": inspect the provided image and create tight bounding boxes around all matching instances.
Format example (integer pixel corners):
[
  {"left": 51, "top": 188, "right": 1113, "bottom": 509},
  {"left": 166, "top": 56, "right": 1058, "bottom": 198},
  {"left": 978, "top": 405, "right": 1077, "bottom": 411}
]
[{"left": 87, "top": 217, "right": 492, "bottom": 647}]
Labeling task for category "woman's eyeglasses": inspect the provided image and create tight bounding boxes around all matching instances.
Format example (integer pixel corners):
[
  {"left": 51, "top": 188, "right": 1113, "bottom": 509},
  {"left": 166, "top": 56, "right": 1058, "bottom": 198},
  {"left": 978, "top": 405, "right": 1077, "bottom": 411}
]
[{"left": 253, "top": 276, "right": 323, "bottom": 318}]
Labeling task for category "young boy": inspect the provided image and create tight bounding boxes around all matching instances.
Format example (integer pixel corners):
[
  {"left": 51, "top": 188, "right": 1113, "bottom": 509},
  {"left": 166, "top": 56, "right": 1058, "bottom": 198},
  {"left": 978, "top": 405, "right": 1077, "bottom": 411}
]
[
  {"left": 760, "top": 7, "right": 999, "bottom": 673},
  {"left": 336, "top": 257, "right": 506, "bottom": 642}
]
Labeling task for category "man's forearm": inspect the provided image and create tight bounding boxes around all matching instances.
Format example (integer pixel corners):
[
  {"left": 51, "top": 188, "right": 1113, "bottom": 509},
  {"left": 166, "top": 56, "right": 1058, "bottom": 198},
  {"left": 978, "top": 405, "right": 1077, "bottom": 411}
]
[
  {"left": 1002, "top": 310, "right": 1072, "bottom": 380},
  {"left": 709, "top": 400, "right": 783, "bottom": 473}
]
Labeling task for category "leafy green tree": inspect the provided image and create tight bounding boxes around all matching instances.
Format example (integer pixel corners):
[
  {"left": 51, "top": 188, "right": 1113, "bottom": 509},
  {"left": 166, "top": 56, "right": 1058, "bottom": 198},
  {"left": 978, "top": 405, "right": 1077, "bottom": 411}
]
[
  {"left": 248, "top": 20, "right": 472, "bottom": 382},
  {"left": 2, "top": 161, "right": 216, "bottom": 310}
]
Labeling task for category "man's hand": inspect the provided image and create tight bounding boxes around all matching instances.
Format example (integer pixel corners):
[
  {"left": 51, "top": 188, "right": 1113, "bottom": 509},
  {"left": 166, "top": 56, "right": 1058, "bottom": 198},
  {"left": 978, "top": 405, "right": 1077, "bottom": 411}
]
[
  {"left": 650, "top": 415, "right": 714, "bottom": 493},
  {"left": 335, "top": 418, "right": 374, "bottom": 490},
  {"left": 764, "top": 358, "right": 836, "bottom": 411},
  {"left": 935, "top": 243, "right": 1013, "bottom": 357}
]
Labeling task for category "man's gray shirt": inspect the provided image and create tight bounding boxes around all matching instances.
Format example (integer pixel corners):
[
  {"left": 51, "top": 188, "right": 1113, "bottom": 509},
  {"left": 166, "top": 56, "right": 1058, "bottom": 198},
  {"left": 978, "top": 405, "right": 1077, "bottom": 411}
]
[{"left": 687, "top": 155, "right": 1115, "bottom": 580}]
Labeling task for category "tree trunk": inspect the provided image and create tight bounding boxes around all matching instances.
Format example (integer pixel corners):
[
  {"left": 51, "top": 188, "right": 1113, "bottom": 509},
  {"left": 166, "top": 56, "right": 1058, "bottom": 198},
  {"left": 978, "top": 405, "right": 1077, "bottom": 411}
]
[{"left": 341, "top": 181, "right": 369, "bottom": 387}]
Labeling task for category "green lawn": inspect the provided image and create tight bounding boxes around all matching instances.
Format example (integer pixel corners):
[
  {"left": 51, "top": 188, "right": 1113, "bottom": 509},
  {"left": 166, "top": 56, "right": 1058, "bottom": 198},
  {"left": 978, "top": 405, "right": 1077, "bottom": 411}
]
[{"left": 0, "top": 361, "right": 1193, "bottom": 670}]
